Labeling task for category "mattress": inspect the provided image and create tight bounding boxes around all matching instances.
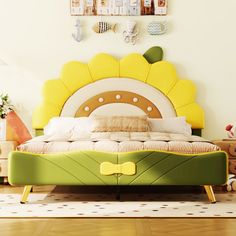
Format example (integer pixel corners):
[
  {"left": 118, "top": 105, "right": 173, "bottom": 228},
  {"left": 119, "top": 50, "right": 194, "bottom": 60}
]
[{"left": 18, "top": 132, "right": 219, "bottom": 154}]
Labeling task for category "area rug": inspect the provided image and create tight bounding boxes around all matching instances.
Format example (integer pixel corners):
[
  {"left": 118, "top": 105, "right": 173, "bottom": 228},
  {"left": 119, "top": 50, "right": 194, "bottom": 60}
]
[{"left": 0, "top": 193, "right": 236, "bottom": 217}]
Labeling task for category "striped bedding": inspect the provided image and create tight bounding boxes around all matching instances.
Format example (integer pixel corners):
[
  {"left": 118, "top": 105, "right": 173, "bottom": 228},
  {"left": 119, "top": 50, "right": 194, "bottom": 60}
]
[{"left": 17, "top": 132, "right": 220, "bottom": 154}]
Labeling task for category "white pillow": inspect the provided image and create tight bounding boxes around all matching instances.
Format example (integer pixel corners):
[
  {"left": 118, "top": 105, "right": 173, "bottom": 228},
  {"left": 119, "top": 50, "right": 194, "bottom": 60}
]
[
  {"left": 148, "top": 117, "right": 192, "bottom": 135},
  {"left": 44, "top": 117, "right": 93, "bottom": 136},
  {"left": 44, "top": 117, "right": 76, "bottom": 135},
  {"left": 73, "top": 117, "right": 93, "bottom": 132}
]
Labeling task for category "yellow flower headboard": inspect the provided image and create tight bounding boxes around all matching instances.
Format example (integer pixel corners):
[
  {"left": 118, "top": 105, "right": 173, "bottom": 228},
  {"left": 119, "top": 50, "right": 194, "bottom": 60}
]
[{"left": 32, "top": 53, "right": 204, "bottom": 131}]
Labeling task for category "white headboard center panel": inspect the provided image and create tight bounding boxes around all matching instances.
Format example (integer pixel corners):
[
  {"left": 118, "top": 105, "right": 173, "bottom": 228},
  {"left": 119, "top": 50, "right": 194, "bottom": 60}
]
[
  {"left": 90, "top": 103, "right": 146, "bottom": 116},
  {"left": 61, "top": 78, "right": 176, "bottom": 117}
]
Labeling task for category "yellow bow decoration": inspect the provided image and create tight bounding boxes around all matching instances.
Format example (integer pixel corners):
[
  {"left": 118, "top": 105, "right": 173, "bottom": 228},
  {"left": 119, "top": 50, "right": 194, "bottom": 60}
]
[{"left": 100, "top": 162, "right": 136, "bottom": 176}]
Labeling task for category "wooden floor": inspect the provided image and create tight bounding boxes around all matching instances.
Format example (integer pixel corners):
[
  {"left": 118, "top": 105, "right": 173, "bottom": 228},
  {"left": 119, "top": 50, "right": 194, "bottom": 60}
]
[{"left": 1, "top": 185, "right": 236, "bottom": 236}]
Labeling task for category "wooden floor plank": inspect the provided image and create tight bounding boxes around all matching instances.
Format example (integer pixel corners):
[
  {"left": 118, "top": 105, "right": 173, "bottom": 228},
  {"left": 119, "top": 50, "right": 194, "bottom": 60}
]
[{"left": 1, "top": 219, "right": 236, "bottom": 236}]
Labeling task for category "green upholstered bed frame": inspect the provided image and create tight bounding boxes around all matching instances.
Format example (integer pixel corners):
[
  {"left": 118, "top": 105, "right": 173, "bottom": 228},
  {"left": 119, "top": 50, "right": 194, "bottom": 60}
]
[
  {"left": 8, "top": 50, "right": 228, "bottom": 204},
  {"left": 10, "top": 151, "right": 227, "bottom": 186}
]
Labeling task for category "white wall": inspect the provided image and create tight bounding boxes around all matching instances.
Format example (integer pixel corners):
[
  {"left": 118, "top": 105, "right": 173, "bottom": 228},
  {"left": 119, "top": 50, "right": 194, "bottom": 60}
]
[{"left": 0, "top": 0, "right": 236, "bottom": 139}]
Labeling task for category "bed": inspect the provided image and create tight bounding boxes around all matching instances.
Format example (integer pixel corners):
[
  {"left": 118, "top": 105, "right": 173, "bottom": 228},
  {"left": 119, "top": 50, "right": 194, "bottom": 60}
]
[{"left": 8, "top": 51, "right": 228, "bottom": 204}]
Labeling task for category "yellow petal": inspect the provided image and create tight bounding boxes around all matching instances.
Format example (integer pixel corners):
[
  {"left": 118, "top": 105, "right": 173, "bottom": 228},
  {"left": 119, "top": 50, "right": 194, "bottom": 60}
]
[
  {"left": 61, "top": 61, "right": 92, "bottom": 93},
  {"left": 32, "top": 103, "right": 62, "bottom": 129},
  {"left": 88, "top": 53, "right": 119, "bottom": 81},
  {"left": 168, "top": 80, "right": 196, "bottom": 108},
  {"left": 120, "top": 54, "right": 150, "bottom": 82},
  {"left": 42, "top": 79, "right": 71, "bottom": 106},
  {"left": 146, "top": 61, "right": 178, "bottom": 95},
  {"left": 176, "top": 103, "right": 205, "bottom": 129}
]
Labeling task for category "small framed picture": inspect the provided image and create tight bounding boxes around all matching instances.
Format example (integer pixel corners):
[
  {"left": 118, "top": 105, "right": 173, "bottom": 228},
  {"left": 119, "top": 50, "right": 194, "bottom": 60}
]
[
  {"left": 154, "top": 0, "right": 168, "bottom": 15},
  {"left": 70, "top": 0, "right": 82, "bottom": 15},
  {"left": 70, "top": 0, "right": 96, "bottom": 16}
]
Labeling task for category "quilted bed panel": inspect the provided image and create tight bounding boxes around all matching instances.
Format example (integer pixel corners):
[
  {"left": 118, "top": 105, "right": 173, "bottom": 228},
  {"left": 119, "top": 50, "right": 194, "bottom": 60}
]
[
  {"left": 118, "top": 151, "right": 228, "bottom": 185},
  {"left": 8, "top": 151, "right": 117, "bottom": 185}
]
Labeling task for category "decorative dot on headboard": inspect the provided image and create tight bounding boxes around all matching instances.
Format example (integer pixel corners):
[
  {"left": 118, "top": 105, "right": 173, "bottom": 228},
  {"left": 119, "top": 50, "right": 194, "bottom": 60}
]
[
  {"left": 115, "top": 94, "right": 121, "bottom": 100},
  {"left": 98, "top": 97, "right": 104, "bottom": 103},
  {"left": 84, "top": 106, "right": 90, "bottom": 111}
]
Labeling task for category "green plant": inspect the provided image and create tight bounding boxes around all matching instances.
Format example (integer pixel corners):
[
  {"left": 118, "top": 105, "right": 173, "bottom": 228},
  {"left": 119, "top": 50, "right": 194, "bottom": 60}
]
[{"left": 0, "top": 94, "right": 14, "bottom": 119}]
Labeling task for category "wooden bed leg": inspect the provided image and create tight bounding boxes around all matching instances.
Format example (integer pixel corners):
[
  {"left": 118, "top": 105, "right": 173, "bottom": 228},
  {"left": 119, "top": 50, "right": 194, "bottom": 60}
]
[
  {"left": 204, "top": 185, "right": 216, "bottom": 203},
  {"left": 20, "top": 185, "right": 32, "bottom": 204}
]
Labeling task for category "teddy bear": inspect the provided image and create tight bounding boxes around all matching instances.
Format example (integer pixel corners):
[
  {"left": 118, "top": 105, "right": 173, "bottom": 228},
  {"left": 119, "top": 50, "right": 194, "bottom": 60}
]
[{"left": 226, "top": 174, "right": 236, "bottom": 191}]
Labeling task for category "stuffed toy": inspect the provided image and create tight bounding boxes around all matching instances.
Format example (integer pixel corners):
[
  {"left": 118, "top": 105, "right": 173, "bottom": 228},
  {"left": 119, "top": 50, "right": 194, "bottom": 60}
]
[
  {"left": 226, "top": 174, "right": 236, "bottom": 191},
  {"left": 226, "top": 124, "right": 236, "bottom": 138}
]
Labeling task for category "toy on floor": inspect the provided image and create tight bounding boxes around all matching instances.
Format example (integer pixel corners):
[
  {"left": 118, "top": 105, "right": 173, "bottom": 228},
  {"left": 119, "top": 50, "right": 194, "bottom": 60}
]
[
  {"left": 123, "top": 20, "right": 138, "bottom": 45},
  {"left": 72, "top": 18, "right": 82, "bottom": 42},
  {"left": 226, "top": 174, "right": 236, "bottom": 191}
]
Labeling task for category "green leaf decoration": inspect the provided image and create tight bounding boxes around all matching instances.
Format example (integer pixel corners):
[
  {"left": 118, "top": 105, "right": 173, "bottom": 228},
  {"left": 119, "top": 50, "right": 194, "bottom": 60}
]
[{"left": 143, "top": 46, "right": 163, "bottom": 64}]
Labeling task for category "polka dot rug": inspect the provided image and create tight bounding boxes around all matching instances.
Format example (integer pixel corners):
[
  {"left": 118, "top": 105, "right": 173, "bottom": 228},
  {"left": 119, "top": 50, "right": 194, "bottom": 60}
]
[{"left": 0, "top": 193, "right": 236, "bottom": 217}]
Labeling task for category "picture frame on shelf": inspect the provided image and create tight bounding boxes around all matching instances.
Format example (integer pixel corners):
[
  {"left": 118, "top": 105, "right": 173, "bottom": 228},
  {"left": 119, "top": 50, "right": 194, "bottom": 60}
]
[
  {"left": 70, "top": 0, "right": 168, "bottom": 16},
  {"left": 155, "top": 0, "right": 167, "bottom": 15}
]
